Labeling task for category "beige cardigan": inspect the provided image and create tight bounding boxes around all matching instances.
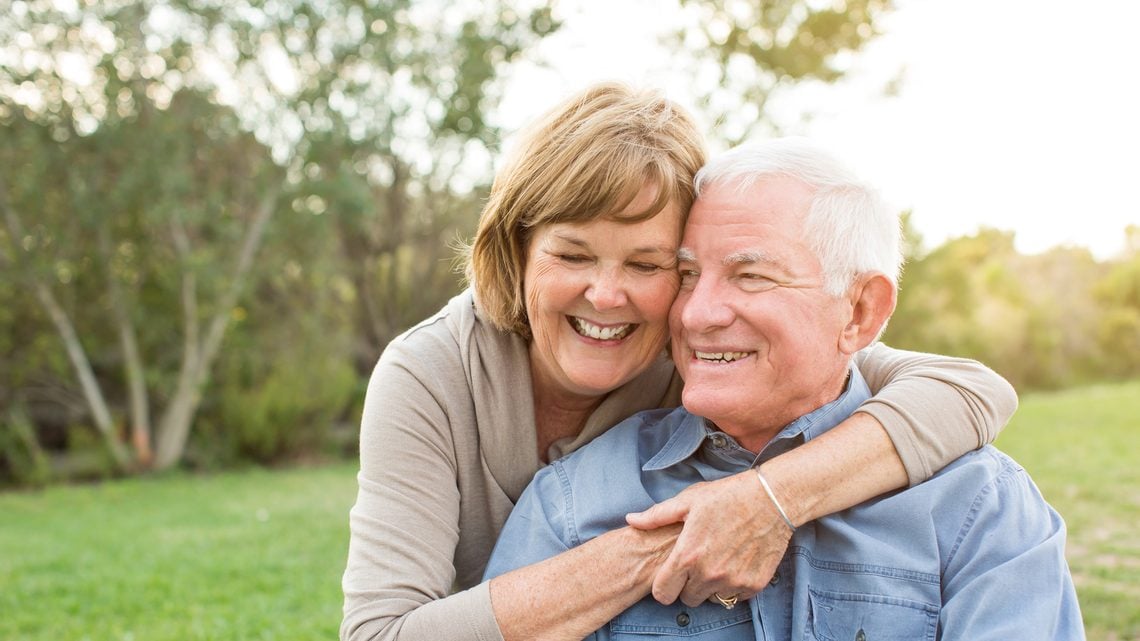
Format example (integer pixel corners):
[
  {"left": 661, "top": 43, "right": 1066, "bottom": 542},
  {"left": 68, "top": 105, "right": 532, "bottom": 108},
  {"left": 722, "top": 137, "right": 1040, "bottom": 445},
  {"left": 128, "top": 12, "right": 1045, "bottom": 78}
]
[{"left": 340, "top": 289, "right": 1016, "bottom": 641}]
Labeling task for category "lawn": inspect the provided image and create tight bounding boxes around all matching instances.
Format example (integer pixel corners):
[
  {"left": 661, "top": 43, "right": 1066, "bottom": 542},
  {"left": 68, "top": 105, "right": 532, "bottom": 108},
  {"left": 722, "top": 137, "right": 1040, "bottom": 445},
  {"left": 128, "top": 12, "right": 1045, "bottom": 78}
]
[
  {"left": 996, "top": 379, "right": 1140, "bottom": 641},
  {"left": 0, "top": 463, "right": 359, "bottom": 641},
  {"left": 1, "top": 379, "right": 1137, "bottom": 640}
]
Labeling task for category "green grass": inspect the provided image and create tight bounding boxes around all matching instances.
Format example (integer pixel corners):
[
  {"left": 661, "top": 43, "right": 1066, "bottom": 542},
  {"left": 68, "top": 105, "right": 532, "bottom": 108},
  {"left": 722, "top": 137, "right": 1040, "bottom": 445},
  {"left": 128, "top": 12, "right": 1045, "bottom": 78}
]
[
  {"left": 1, "top": 380, "right": 1137, "bottom": 640},
  {"left": 0, "top": 463, "right": 359, "bottom": 641},
  {"left": 997, "top": 379, "right": 1140, "bottom": 641}
]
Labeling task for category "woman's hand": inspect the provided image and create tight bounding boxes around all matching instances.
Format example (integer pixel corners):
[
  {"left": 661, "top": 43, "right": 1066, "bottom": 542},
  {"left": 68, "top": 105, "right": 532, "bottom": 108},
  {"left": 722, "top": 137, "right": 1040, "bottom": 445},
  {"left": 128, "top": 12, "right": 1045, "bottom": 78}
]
[{"left": 624, "top": 469, "right": 793, "bottom": 607}]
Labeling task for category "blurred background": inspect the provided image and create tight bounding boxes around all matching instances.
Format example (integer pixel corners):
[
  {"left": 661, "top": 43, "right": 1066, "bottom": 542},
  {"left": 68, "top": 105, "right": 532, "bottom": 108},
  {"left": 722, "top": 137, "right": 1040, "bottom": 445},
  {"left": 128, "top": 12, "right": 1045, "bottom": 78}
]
[{"left": 1, "top": 0, "right": 1138, "bottom": 638}]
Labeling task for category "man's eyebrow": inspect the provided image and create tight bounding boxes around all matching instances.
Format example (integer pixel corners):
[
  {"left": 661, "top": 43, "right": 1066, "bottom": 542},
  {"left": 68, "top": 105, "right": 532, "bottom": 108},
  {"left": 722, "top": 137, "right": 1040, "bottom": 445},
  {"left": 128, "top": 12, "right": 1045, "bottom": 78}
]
[
  {"left": 723, "top": 249, "right": 781, "bottom": 268},
  {"left": 677, "top": 247, "right": 696, "bottom": 262}
]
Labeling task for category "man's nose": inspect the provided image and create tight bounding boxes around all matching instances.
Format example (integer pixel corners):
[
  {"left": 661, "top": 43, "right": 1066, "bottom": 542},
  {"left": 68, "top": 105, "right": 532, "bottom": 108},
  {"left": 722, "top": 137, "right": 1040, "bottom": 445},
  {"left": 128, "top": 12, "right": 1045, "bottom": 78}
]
[
  {"left": 585, "top": 267, "right": 630, "bottom": 310},
  {"left": 679, "top": 275, "right": 734, "bottom": 331}
]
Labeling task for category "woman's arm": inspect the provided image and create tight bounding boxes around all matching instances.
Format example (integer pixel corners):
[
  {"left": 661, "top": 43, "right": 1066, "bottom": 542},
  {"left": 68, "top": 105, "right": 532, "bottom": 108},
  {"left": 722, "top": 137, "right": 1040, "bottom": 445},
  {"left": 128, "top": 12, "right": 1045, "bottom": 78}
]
[
  {"left": 341, "top": 344, "right": 486, "bottom": 641},
  {"left": 489, "top": 525, "right": 679, "bottom": 641},
  {"left": 852, "top": 341, "right": 1018, "bottom": 486},
  {"left": 482, "top": 455, "right": 681, "bottom": 641},
  {"left": 626, "top": 344, "right": 1018, "bottom": 606}
]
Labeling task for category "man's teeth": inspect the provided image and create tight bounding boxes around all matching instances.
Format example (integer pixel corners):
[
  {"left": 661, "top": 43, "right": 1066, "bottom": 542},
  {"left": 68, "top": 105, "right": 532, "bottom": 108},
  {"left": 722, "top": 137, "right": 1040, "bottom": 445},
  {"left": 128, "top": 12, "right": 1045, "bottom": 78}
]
[
  {"left": 695, "top": 351, "right": 750, "bottom": 363},
  {"left": 573, "top": 318, "right": 632, "bottom": 340}
]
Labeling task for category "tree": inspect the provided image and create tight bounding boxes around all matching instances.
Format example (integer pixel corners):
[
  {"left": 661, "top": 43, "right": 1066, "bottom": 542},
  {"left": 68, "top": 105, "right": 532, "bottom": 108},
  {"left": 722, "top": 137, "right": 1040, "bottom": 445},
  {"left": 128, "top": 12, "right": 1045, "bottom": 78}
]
[
  {"left": 0, "top": 0, "right": 558, "bottom": 472},
  {"left": 1095, "top": 238, "right": 1140, "bottom": 379}
]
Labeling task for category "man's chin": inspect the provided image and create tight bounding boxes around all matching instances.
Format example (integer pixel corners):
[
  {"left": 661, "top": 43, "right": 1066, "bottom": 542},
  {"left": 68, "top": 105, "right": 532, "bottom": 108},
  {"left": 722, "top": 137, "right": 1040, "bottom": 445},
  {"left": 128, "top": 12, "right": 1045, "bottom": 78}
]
[{"left": 680, "top": 389, "right": 737, "bottom": 423}]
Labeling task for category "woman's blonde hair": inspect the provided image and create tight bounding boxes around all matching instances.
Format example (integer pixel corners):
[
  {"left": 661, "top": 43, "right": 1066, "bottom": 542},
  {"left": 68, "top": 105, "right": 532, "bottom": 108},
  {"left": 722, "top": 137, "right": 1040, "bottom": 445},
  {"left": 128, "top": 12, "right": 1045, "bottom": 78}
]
[{"left": 466, "top": 81, "right": 706, "bottom": 337}]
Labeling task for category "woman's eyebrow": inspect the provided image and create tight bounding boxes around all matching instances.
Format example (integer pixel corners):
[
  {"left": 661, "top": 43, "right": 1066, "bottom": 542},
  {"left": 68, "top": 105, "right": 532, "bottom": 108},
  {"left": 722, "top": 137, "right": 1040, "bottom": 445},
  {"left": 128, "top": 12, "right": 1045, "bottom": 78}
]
[
  {"left": 549, "top": 231, "right": 589, "bottom": 248},
  {"left": 550, "top": 231, "right": 673, "bottom": 256}
]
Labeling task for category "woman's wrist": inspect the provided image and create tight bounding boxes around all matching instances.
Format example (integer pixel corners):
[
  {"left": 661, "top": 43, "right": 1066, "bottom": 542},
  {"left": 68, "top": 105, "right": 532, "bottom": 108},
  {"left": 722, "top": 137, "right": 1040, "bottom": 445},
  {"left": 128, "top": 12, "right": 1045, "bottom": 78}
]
[
  {"left": 610, "top": 524, "right": 681, "bottom": 590},
  {"left": 756, "top": 412, "right": 907, "bottom": 524},
  {"left": 755, "top": 459, "right": 818, "bottom": 527}
]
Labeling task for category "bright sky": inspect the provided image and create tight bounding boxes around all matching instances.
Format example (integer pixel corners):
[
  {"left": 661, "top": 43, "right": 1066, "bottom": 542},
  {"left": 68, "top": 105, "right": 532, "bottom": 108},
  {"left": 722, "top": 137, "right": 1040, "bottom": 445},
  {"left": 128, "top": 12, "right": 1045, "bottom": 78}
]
[{"left": 498, "top": 0, "right": 1140, "bottom": 259}]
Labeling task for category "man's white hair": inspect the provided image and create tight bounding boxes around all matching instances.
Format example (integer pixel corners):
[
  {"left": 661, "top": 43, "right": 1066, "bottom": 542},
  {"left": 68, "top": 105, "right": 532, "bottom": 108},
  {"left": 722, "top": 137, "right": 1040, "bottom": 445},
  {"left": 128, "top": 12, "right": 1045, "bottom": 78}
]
[{"left": 694, "top": 136, "right": 902, "bottom": 297}]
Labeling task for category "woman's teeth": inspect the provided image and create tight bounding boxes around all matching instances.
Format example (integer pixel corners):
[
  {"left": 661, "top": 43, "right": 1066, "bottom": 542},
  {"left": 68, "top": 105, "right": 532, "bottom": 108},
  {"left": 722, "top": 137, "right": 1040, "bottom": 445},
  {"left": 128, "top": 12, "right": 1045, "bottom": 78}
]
[
  {"left": 572, "top": 317, "right": 633, "bottom": 340},
  {"left": 695, "top": 351, "right": 749, "bottom": 363}
]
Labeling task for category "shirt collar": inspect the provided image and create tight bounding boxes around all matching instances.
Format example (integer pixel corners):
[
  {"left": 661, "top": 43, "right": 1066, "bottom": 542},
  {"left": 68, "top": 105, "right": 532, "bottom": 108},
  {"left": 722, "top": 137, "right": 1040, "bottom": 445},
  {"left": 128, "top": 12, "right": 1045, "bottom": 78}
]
[{"left": 643, "top": 364, "right": 872, "bottom": 472}]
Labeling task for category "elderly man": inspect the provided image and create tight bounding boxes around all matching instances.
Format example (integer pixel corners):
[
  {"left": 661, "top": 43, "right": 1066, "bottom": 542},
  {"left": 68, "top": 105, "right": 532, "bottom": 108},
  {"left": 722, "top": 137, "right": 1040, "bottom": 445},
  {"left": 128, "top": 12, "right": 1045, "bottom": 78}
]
[{"left": 483, "top": 138, "right": 1083, "bottom": 640}]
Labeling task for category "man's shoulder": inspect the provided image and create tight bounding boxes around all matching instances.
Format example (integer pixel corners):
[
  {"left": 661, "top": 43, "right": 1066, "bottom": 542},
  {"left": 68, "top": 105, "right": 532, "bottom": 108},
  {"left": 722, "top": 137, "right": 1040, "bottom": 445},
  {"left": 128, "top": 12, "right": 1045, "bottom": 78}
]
[
  {"left": 854, "top": 445, "right": 1034, "bottom": 520},
  {"left": 869, "top": 444, "right": 1050, "bottom": 537},
  {"left": 931, "top": 444, "right": 1026, "bottom": 488}
]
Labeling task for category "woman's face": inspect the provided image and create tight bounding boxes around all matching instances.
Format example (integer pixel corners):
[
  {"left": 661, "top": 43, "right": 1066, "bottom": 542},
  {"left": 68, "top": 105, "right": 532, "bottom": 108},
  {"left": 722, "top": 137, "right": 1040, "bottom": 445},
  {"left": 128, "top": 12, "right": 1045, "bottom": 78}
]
[{"left": 523, "top": 189, "right": 683, "bottom": 401}]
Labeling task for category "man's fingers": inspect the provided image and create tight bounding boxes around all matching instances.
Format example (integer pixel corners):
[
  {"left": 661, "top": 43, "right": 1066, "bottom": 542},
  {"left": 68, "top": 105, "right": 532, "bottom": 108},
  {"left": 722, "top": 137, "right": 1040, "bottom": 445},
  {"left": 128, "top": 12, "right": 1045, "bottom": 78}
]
[
  {"left": 679, "top": 582, "right": 715, "bottom": 608},
  {"left": 650, "top": 556, "right": 688, "bottom": 605},
  {"left": 626, "top": 497, "right": 689, "bottom": 530}
]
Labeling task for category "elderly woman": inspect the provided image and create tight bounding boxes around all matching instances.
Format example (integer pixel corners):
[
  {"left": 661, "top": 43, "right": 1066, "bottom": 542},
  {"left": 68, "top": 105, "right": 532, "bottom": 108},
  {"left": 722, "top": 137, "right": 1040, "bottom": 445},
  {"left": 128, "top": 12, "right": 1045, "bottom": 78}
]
[{"left": 340, "top": 83, "right": 1017, "bottom": 641}]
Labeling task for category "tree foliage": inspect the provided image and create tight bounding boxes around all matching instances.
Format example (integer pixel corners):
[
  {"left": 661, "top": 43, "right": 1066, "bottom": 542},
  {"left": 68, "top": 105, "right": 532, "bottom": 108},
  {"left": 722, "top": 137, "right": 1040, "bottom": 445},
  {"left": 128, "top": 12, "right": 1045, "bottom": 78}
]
[{"left": 673, "top": 0, "right": 893, "bottom": 143}]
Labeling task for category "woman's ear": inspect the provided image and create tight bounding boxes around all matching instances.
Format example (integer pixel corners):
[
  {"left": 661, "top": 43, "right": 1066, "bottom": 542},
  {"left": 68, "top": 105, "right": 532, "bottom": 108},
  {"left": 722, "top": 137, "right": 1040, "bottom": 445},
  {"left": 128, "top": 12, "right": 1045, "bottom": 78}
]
[{"left": 839, "top": 273, "right": 897, "bottom": 354}]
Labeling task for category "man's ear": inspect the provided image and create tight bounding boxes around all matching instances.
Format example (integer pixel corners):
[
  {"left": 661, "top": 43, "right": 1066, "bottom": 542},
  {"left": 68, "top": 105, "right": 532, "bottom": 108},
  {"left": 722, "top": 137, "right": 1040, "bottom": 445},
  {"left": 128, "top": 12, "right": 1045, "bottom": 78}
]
[{"left": 839, "top": 272, "right": 897, "bottom": 354}]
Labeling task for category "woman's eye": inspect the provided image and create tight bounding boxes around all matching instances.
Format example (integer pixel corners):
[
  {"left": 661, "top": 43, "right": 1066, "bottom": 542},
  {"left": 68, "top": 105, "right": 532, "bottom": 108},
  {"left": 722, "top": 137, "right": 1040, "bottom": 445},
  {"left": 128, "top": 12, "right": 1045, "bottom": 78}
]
[
  {"left": 557, "top": 254, "right": 591, "bottom": 264},
  {"left": 629, "top": 262, "right": 662, "bottom": 274}
]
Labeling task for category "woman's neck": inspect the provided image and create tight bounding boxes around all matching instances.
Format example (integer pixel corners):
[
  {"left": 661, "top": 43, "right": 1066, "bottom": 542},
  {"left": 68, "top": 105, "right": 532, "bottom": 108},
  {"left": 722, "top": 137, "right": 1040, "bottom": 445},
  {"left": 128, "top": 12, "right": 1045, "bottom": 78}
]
[{"left": 529, "top": 359, "right": 605, "bottom": 463}]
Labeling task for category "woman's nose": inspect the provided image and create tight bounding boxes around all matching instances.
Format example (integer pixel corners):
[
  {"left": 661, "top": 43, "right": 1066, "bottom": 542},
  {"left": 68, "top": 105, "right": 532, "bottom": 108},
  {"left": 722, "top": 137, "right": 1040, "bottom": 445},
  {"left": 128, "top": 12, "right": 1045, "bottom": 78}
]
[{"left": 584, "top": 268, "right": 629, "bottom": 310}]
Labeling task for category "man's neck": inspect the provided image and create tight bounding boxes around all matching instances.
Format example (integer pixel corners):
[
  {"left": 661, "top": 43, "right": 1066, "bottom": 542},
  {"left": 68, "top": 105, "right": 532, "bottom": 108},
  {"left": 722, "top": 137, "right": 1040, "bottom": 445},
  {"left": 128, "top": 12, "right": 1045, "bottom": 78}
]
[{"left": 716, "top": 369, "right": 854, "bottom": 455}]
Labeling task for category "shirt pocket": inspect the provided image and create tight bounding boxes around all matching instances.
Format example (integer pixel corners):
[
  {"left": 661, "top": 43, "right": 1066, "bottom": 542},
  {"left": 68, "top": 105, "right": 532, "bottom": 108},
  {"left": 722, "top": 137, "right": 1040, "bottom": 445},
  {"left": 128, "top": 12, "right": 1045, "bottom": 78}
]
[
  {"left": 608, "top": 597, "right": 752, "bottom": 639},
  {"left": 806, "top": 588, "right": 938, "bottom": 641}
]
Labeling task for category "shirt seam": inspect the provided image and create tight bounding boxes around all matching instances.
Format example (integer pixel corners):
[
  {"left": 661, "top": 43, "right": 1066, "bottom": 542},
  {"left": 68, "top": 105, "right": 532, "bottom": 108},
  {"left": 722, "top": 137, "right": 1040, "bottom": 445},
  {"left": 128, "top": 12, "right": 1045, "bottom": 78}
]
[
  {"left": 553, "top": 461, "right": 582, "bottom": 547},
  {"left": 942, "top": 452, "right": 1018, "bottom": 573}
]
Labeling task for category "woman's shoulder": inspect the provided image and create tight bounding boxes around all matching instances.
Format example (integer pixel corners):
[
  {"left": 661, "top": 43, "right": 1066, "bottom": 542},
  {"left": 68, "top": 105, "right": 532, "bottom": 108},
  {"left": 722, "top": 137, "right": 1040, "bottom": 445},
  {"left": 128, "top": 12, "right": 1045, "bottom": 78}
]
[
  {"left": 380, "top": 289, "right": 479, "bottom": 364},
  {"left": 375, "top": 288, "right": 528, "bottom": 386}
]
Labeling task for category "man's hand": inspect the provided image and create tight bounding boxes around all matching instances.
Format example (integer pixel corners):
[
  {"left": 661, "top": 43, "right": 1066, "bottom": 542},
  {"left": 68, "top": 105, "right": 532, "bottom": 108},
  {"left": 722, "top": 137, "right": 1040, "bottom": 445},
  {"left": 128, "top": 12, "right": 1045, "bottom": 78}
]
[{"left": 624, "top": 469, "right": 793, "bottom": 607}]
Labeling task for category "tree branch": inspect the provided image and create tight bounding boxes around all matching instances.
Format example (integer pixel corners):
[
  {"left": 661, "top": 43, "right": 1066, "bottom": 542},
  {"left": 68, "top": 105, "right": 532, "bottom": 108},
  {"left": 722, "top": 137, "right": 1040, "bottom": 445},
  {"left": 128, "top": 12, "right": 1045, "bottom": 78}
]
[{"left": 0, "top": 179, "right": 130, "bottom": 469}]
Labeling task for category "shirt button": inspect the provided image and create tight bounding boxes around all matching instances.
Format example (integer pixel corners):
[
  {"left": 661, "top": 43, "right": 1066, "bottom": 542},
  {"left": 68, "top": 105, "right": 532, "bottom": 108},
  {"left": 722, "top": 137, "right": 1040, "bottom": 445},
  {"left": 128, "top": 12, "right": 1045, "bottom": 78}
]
[
  {"left": 769, "top": 571, "right": 781, "bottom": 586},
  {"left": 676, "top": 612, "right": 690, "bottom": 627},
  {"left": 855, "top": 629, "right": 866, "bottom": 641},
  {"left": 710, "top": 433, "right": 727, "bottom": 448}
]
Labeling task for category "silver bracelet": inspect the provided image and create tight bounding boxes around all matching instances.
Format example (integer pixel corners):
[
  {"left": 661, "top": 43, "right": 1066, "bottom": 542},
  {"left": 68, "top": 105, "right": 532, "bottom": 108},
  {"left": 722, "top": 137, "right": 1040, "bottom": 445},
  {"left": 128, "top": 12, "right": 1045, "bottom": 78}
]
[{"left": 755, "top": 467, "right": 797, "bottom": 533}]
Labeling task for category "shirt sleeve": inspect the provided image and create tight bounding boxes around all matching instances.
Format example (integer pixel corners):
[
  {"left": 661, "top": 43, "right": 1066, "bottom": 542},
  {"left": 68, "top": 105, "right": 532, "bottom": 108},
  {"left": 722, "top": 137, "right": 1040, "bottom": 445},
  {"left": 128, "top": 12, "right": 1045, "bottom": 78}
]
[
  {"left": 939, "top": 456, "right": 1085, "bottom": 639},
  {"left": 853, "top": 342, "right": 1019, "bottom": 486},
  {"left": 482, "top": 463, "right": 573, "bottom": 581},
  {"left": 340, "top": 342, "right": 504, "bottom": 641}
]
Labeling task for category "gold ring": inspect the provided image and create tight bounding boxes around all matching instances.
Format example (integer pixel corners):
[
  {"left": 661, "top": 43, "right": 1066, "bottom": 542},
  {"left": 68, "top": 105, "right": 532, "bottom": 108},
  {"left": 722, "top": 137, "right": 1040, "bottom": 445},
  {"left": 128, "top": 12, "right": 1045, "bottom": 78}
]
[{"left": 713, "top": 592, "right": 738, "bottom": 610}]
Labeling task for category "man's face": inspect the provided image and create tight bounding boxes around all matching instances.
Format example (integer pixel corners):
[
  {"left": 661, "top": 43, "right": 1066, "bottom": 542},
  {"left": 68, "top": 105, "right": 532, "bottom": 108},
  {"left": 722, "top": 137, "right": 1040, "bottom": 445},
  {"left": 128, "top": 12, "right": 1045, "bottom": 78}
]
[{"left": 669, "top": 176, "right": 854, "bottom": 448}]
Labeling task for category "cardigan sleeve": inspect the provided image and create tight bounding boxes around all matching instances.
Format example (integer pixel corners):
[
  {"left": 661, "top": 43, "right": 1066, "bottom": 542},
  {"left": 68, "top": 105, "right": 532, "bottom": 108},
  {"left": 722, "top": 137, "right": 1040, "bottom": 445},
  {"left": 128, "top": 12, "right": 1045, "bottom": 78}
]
[
  {"left": 853, "top": 342, "right": 1019, "bottom": 486},
  {"left": 340, "top": 335, "right": 505, "bottom": 641}
]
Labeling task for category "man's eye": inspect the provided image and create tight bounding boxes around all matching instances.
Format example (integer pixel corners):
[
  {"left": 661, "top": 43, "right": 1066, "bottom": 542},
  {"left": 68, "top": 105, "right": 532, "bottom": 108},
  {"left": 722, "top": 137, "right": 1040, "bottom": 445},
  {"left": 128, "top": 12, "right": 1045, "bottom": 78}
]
[
  {"left": 738, "top": 273, "right": 778, "bottom": 289},
  {"left": 679, "top": 269, "right": 699, "bottom": 286}
]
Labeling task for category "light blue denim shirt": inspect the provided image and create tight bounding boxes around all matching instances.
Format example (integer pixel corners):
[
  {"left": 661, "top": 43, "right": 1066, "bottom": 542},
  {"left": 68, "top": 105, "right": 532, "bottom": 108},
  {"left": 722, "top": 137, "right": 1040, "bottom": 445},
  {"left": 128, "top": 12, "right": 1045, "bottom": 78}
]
[{"left": 484, "top": 366, "right": 1084, "bottom": 640}]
